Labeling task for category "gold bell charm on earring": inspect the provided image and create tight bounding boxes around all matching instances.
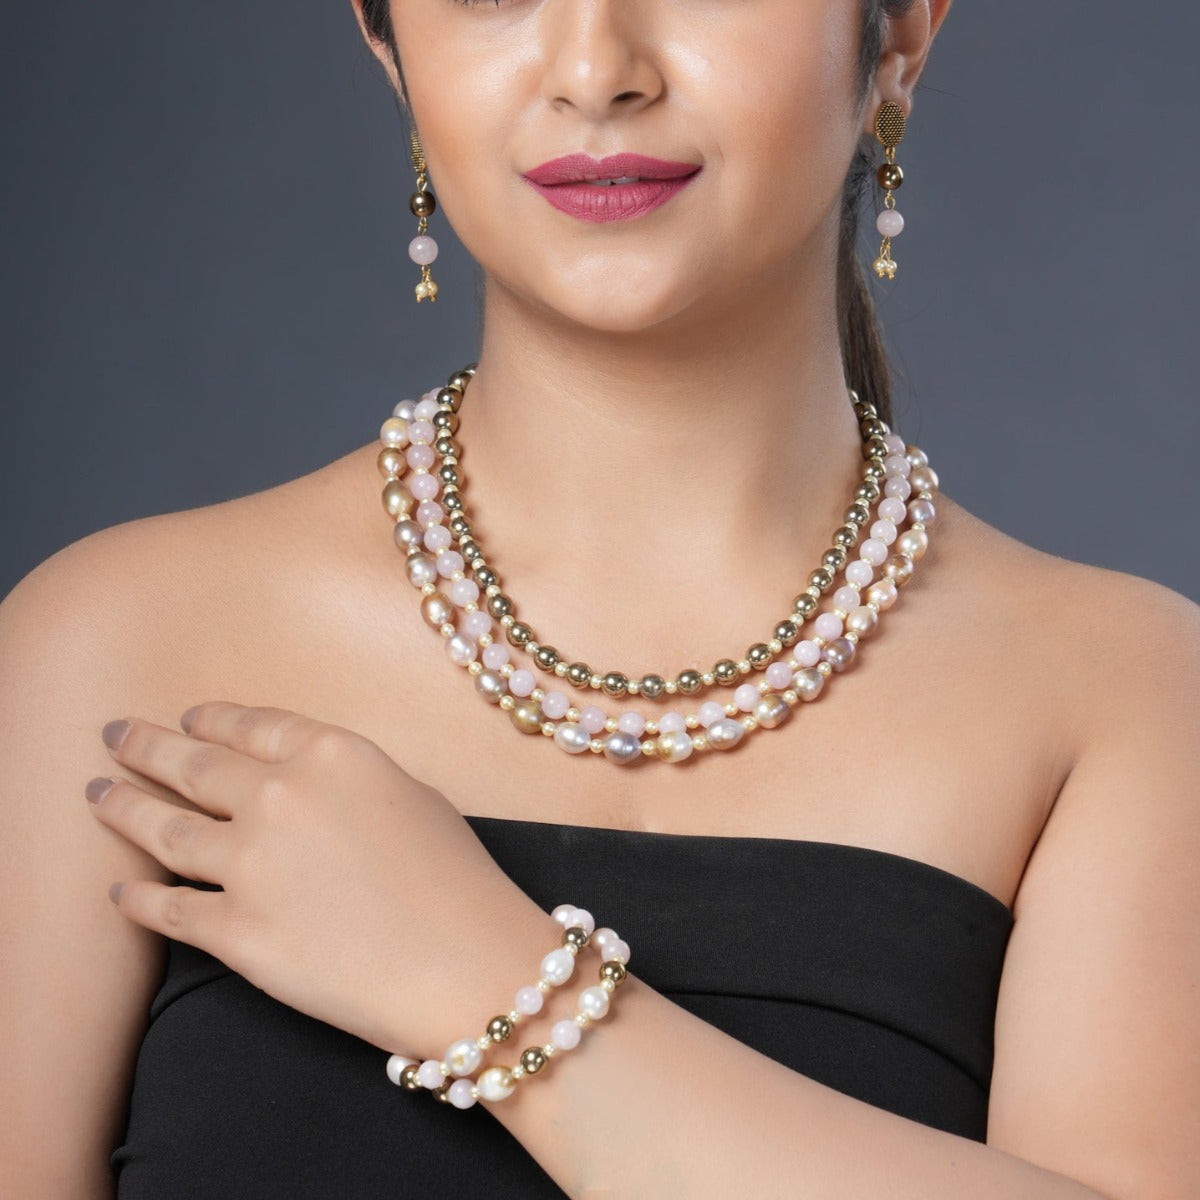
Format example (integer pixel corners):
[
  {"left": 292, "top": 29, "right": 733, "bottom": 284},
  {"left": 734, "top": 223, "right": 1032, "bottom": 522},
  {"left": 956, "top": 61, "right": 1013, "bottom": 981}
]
[
  {"left": 872, "top": 99, "right": 906, "bottom": 279},
  {"left": 408, "top": 128, "right": 439, "bottom": 303}
]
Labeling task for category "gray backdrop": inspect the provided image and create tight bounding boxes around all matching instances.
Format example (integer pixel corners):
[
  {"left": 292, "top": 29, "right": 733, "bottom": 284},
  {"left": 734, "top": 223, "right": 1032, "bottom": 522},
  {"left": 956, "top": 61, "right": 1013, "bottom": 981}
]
[{"left": 3, "top": 1, "right": 1197, "bottom": 601}]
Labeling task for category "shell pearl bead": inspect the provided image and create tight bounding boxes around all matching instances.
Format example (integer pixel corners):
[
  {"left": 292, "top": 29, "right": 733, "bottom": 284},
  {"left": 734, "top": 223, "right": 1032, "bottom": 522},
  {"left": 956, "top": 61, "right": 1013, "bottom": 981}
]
[
  {"left": 578, "top": 986, "right": 610, "bottom": 1020},
  {"left": 385, "top": 1054, "right": 417, "bottom": 1086},
  {"left": 417, "top": 1059, "right": 447, "bottom": 1089},
  {"left": 445, "top": 1038, "right": 483, "bottom": 1077},
  {"left": 554, "top": 721, "right": 592, "bottom": 754},
  {"left": 476, "top": 1067, "right": 516, "bottom": 1102},
  {"left": 564, "top": 908, "right": 595, "bottom": 936},
  {"left": 540, "top": 948, "right": 575, "bottom": 986},
  {"left": 600, "top": 937, "right": 631, "bottom": 964},
  {"left": 591, "top": 928, "right": 619, "bottom": 955}
]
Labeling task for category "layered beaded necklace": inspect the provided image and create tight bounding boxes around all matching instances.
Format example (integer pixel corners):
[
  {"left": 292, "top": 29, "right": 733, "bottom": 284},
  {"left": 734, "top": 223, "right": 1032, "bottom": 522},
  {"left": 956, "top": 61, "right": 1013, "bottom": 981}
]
[{"left": 377, "top": 363, "right": 939, "bottom": 766}]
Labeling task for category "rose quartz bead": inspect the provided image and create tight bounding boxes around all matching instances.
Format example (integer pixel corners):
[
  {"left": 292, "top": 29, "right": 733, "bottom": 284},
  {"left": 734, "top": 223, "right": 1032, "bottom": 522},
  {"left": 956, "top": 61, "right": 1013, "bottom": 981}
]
[
  {"left": 385, "top": 1054, "right": 417, "bottom": 1086},
  {"left": 765, "top": 662, "right": 794, "bottom": 690},
  {"left": 877, "top": 208, "right": 904, "bottom": 237},
  {"left": 482, "top": 643, "right": 509, "bottom": 669},
  {"left": 450, "top": 577, "right": 479, "bottom": 606},
  {"left": 814, "top": 612, "right": 844, "bottom": 640},
  {"left": 793, "top": 640, "right": 821, "bottom": 667},
  {"left": 414, "top": 398, "right": 440, "bottom": 420},
  {"left": 859, "top": 538, "right": 889, "bottom": 566},
  {"left": 410, "top": 472, "right": 440, "bottom": 501},
  {"left": 423, "top": 525, "right": 452, "bottom": 553},
  {"left": 734, "top": 683, "right": 760, "bottom": 712},
  {"left": 879, "top": 496, "right": 907, "bottom": 523},
  {"left": 883, "top": 453, "right": 910, "bottom": 478},
  {"left": 415, "top": 500, "right": 444, "bottom": 527},
  {"left": 542, "top": 691, "right": 570, "bottom": 719},
  {"left": 833, "top": 586, "right": 861, "bottom": 612},
  {"left": 409, "top": 235, "right": 439, "bottom": 265},
  {"left": 578, "top": 706, "right": 607, "bottom": 734},
  {"left": 845, "top": 559, "right": 874, "bottom": 588},
  {"left": 448, "top": 1078, "right": 477, "bottom": 1109},
  {"left": 882, "top": 433, "right": 905, "bottom": 454},
  {"left": 515, "top": 985, "right": 544, "bottom": 1015},
  {"left": 884, "top": 475, "right": 911, "bottom": 500},
  {"left": 436, "top": 550, "right": 465, "bottom": 577},
  {"left": 551, "top": 1020, "right": 582, "bottom": 1051},
  {"left": 697, "top": 700, "right": 725, "bottom": 728},
  {"left": 657, "top": 711, "right": 685, "bottom": 734},
  {"left": 406, "top": 444, "right": 435, "bottom": 470},
  {"left": 509, "top": 669, "right": 535, "bottom": 697},
  {"left": 408, "top": 419, "right": 435, "bottom": 446},
  {"left": 417, "top": 1059, "right": 445, "bottom": 1089},
  {"left": 616, "top": 711, "right": 645, "bottom": 737},
  {"left": 463, "top": 609, "right": 491, "bottom": 637},
  {"left": 870, "top": 519, "right": 897, "bottom": 545}
]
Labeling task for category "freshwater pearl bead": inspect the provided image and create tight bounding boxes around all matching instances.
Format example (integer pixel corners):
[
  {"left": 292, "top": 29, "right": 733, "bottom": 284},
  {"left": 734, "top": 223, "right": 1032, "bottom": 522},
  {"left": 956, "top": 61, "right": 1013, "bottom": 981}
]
[
  {"left": 406, "top": 554, "right": 438, "bottom": 588},
  {"left": 393, "top": 519, "right": 422, "bottom": 550},
  {"left": 385, "top": 1054, "right": 417, "bottom": 1086},
  {"left": 591, "top": 928, "right": 618, "bottom": 954},
  {"left": 656, "top": 728, "right": 693, "bottom": 761},
  {"left": 793, "top": 667, "right": 826, "bottom": 701},
  {"left": 909, "top": 498, "right": 937, "bottom": 525},
  {"left": 603, "top": 731, "right": 641, "bottom": 764},
  {"left": 550, "top": 1020, "right": 582, "bottom": 1051},
  {"left": 540, "top": 948, "right": 575, "bottom": 986},
  {"left": 417, "top": 1059, "right": 446, "bottom": 1089},
  {"left": 393, "top": 398, "right": 417, "bottom": 421},
  {"left": 515, "top": 985, "right": 544, "bottom": 1015},
  {"left": 564, "top": 907, "right": 595, "bottom": 936},
  {"left": 380, "top": 417, "right": 409, "bottom": 448},
  {"left": 552, "top": 904, "right": 576, "bottom": 925},
  {"left": 446, "top": 633, "right": 477, "bottom": 666},
  {"left": 846, "top": 606, "right": 879, "bottom": 637},
  {"left": 579, "top": 986, "right": 610, "bottom": 1020},
  {"left": 476, "top": 1066, "right": 515, "bottom": 1101},
  {"left": 867, "top": 578, "right": 898, "bottom": 609},
  {"left": 448, "top": 1078, "right": 478, "bottom": 1109},
  {"left": 877, "top": 208, "right": 904, "bottom": 237},
  {"left": 509, "top": 669, "right": 536, "bottom": 697},
  {"left": 706, "top": 718, "right": 744, "bottom": 750},
  {"left": 600, "top": 937, "right": 631, "bottom": 964},
  {"left": 445, "top": 1038, "right": 483, "bottom": 1077},
  {"left": 554, "top": 721, "right": 592, "bottom": 753},
  {"left": 408, "top": 235, "right": 439, "bottom": 266},
  {"left": 475, "top": 669, "right": 507, "bottom": 703}
]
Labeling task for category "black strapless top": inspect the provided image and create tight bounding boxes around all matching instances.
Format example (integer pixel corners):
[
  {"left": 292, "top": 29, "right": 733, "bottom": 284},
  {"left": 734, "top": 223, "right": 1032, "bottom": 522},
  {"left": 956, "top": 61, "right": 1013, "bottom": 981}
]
[{"left": 111, "top": 816, "right": 1013, "bottom": 1197}]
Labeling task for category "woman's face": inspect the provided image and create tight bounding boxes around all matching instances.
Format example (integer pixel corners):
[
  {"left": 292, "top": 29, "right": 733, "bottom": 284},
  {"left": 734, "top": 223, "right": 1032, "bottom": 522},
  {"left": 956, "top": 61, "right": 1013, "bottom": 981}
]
[{"left": 356, "top": 1, "right": 873, "bottom": 334}]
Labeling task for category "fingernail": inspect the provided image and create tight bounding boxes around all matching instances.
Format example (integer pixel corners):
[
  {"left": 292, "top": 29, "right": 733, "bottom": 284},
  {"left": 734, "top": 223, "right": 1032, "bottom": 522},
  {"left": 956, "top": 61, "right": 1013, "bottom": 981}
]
[
  {"left": 109, "top": 882, "right": 125, "bottom": 904},
  {"left": 86, "top": 776, "right": 116, "bottom": 805},
  {"left": 102, "top": 719, "right": 132, "bottom": 751},
  {"left": 180, "top": 706, "right": 199, "bottom": 733}
]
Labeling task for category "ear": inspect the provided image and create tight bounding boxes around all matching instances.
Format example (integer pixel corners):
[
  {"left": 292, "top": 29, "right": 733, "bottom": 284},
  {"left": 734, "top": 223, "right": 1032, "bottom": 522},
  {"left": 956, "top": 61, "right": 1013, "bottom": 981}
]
[
  {"left": 866, "top": 0, "right": 954, "bottom": 128},
  {"left": 345, "top": 0, "right": 407, "bottom": 104}
]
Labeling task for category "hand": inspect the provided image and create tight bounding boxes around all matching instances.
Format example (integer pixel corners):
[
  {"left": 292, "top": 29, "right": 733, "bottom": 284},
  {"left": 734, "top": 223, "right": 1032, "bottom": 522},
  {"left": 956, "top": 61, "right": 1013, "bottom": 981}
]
[{"left": 86, "top": 701, "right": 546, "bottom": 1057}]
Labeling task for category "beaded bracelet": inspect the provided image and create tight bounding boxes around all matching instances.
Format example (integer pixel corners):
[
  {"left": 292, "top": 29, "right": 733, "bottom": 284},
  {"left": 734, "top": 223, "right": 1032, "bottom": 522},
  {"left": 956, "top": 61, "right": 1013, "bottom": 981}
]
[{"left": 385, "top": 903, "right": 631, "bottom": 1110}]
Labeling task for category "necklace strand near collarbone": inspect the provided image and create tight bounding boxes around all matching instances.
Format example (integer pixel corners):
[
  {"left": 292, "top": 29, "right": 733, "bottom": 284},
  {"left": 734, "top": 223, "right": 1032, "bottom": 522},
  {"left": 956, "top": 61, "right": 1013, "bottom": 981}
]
[{"left": 376, "top": 364, "right": 939, "bottom": 767}]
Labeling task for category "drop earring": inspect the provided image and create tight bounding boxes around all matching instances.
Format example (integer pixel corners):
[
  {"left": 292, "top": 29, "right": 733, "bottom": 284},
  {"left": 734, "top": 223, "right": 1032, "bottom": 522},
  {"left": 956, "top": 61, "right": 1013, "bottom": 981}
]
[
  {"left": 408, "top": 128, "right": 439, "bottom": 303},
  {"left": 872, "top": 99, "right": 907, "bottom": 280}
]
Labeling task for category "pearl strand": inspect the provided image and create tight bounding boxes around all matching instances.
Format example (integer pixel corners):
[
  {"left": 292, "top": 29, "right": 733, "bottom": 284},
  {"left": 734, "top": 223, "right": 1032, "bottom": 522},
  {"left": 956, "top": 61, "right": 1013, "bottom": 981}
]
[{"left": 384, "top": 905, "right": 631, "bottom": 1109}]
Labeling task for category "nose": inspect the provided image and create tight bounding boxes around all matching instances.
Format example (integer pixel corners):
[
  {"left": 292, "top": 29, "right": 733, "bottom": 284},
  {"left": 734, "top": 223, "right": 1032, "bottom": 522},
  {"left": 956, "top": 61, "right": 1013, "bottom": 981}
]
[{"left": 539, "top": 0, "right": 664, "bottom": 121}]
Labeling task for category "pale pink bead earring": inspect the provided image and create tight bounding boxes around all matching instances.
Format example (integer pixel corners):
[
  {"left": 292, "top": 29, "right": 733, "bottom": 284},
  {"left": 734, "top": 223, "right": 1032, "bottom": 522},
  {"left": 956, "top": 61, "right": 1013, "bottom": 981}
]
[
  {"left": 872, "top": 100, "right": 907, "bottom": 279},
  {"left": 408, "top": 127, "right": 440, "bottom": 303}
]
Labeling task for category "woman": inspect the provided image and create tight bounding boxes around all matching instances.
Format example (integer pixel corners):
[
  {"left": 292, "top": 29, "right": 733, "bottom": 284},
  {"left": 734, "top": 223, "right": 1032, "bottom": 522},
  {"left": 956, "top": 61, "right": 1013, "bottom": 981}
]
[{"left": 3, "top": 0, "right": 1196, "bottom": 1196}]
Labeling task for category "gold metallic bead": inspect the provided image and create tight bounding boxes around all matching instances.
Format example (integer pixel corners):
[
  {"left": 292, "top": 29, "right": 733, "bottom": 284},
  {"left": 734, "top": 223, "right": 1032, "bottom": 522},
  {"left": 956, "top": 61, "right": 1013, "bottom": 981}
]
[
  {"left": 487, "top": 594, "right": 514, "bottom": 620},
  {"left": 460, "top": 539, "right": 481, "bottom": 563},
  {"left": 753, "top": 693, "right": 790, "bottom": 729},
  {"left": 447, "top": 370, "right": 472, "bottom": 392},
  {"left": 833, "top": 526, "right": 858, "bottom": 550},
  {"left": 475, "top": 566, "right": 498, "bottom": 590},
  {"left": 599, "top": 961, "right": 627, "bottom": 986},
  {"left": 431, "top": 1081, "right": 453, "bottom": 1104},
  {"left": 746, "top": 644, "right": 771, "bottom": 669},
  {"left": 382, "top": 479, "right": 415, "bottom": 518},
  {"left": 435, "top": 386, "right": 462, "bottom": 412},
  {"left": 442, "top": 491, "right": 463, "bottom": 512},
  {"left": 421, "top": 592, "right": 454, "bottom": 628},
  {"left": 507, "top": 622, "right": 533, "bottom": 648},
  {"left": 676, "top": 669, "right": 702, "bottom": 695},
  {"left": 601, "top": 672, "right": 629, "bottom": 697},
  {"left": 510, "top": 699, "right": 544, "bottom": 734},
  {"left": 563, "top": 926, "right": 590, "bottom": 951},
  {"left": 410, "top": 190, "right": 436, "bottom": 219},
  {"left": 434, "top": 434, "right": 460, "bottom": 459},
  {"left": 792, "top": 593, "right": 818, "bottom": 619},
  {"left": 847, "top": 502, "right": 871, "bottom": 526},
  {"left": 567, "top": 662, "right": 592, "bottom": 687},
  {"left": 437, "top": 465, "right": 460, "bottom": 491},
  {"left": 808, "top": 568, "right": 834, "bottom": 592},
  {"left": 877, "top": 162, "right": 904, "bottom": 191},
  {"left": 713, "top": 659, "right": 740, "bottom": 685},
  {"left": 534, "top": 645, "right": 561, "bottom": 671},
  {"left": 520, "top": 1047, "right": 547, "bottom": 1074},
  {"left": 773, "top": 620, "right": 800, "bottom": 647},
  {"left": 639, "top": 674, "right": 666, "bottom": 699},
  {"left": 487, "top": 1015, "right": 514, "bottom": 1042},
  {"left": 822, "top": 547, "right": 848, "bottom": 573},
  {"left": 883, "top": 553, "right": 915, "bottom": 587},
  {"left": 400, "top": 1063, "right": 423, "bottom": 1091},
  {"left": 432, "top": 409, "right": 458, "bottom": 434}
]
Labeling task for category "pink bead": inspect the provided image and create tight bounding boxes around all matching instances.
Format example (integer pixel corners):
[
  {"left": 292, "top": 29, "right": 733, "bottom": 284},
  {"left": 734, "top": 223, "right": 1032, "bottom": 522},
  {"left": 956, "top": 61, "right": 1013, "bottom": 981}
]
[
  {"left": 542, "top": 691, "right": 570, "bottom": 719},
  {"left": 410, "top": 472, "right": 440, "bottom": 501},
  {"left": 884, "top": 475, "right": 911, "bottom": 500},
  {"left": 601, "top": 938, "right": 631, "bottom": 964},
  {"left": 833, "top": 586, "right": 861, "bottom": 613},
  {"left": 565, "top": 907, "right": 595, "bottom": 935},
  {"left": 550, "top": 1020, "right": 582, "bottom": 1051},
  {"left": 870, "top": 519, "right": 897, "bottom": 545},
  {"left": 657, "top": 711, "right": 685, "bottom": 734},
  {"left": 406, "top": 444, "right": 435, "bottom": 470},
  {"left": 879, "top": 496, "right": 907, "bottom": 524},
  {"left": 859, "top": 538, "right": 888, "bottom": 566},
  {"left": 591, "top": 928, "right": 618, "bottom": 954},
  {"left": 734, "top": 683, "right": 760, "bottom": 712},
  {"left": 450, "top": 577, "right": 479, "bottom": 606},
  {"left": 408, "top": 419, "right": 436, "bottom": 446},
  {"left": 579, "top": 706, "right": 607, "bottom": 734},
  {"left": 436, "top": 550, "right": 465, "bottom": 577},
  {"left": 464, "top": 610, "right": 491, "bottom": 638},
  {"left": 414, "top": 398, "right": 440, "bottom": 420},
  {"left": 515, "top": 986, "right": 544, "bottom": 1015},
  {"left": 697, "top": 701, "right": 725, "bottom": 728},
  {"left": 552, "top": 904, "right": 576, "bottom": 925},
  {"left": 877, "top": 208, "right": 904, "bottom": 237},
  {"left": 482, "top": 643, "right": 509, "bottom": 669},
  {"left": 423, "top": 525, "right": 452, "bottom": 553},
  {"left": 417, "top": 1059, "right": 445, "bottom": 1089},
  {"left": 421, "top": 388, "right": 440, "bottom": 403},
  {"left": 408, "top": 235, "right": 439, "bottom": 266},
  {"left": 765, "top": 662, "right": 793, "bottom": 690},
  {"left": 509, "top": 669, "right": 536, "bottom": 697},
  {"left": 882, "top": 432, "right": 906, "bottom": 455},
  {"left": 844, "top": 559, "right": 874, "bottom": 588},
  {"left": 616, "top": 712, "right": 645, "bottom": 737},
  {"left": 883, "top": 453, "right": 911, "bottom": 478},
  {"left": 415, "top": 500, "right": 444, "bottom": 527},
  {"left": 814, "top": 612, "right": 843, "bottom": 640},
  {"left": 448, "top": 1078, "right": 477, "bottom": 1109},
  {"left": 793, "top": 640, "right": 821, "bottom": 667}
]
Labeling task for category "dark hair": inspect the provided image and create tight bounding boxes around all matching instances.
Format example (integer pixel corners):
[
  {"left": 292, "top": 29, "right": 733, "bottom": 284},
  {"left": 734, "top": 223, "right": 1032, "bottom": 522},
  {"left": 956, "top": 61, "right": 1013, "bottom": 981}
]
[{"left": 360, "top": 0, "right": 915, "bottom": 427}]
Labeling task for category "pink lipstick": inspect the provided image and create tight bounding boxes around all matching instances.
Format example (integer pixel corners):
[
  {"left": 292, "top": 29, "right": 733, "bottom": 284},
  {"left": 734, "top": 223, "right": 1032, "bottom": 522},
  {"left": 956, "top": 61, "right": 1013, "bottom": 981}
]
[{"left": 523, "top": 152, "right": 702, "bottom": 223}]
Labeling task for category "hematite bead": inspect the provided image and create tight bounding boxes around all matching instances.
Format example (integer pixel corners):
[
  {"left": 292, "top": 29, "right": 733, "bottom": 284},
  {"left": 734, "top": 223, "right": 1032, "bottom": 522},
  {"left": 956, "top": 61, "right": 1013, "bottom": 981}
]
[
  {"left": 599, "top": 961, "right": 627, "bottom": 986},
  {"left": 639, "top": 674, "right": 666, "bottom": 699},
  {"left": 601, "top": 672, "right": 629, "bottom": 697},
  {"left": 507, "top": 622, "right": 533, "bottom": 648},
  {"left": 534, "top": 645, "right": 561, "bottom": 671},
  {"left": 713, "top": 659, "right": 740, "bottom": 685},
  {"left": 676, "top": 669, "right": 702, "bottom": 695},
  {"left": 487, "top": 1015, "right": 513, "bottom": 1042},
  {"left": 520, "top": 1048, "right": 547, "bottom": 1074},
  {"left": 567, "top": 662, "right": 592, "bottom": 687},
  {"left": 746, "top": 644, "right": 771, "bottom": 669}
]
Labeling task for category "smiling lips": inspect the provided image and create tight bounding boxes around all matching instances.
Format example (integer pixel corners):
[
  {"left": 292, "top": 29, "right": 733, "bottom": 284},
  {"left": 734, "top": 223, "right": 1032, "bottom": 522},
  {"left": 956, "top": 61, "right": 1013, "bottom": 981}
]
[{"left": 523, "top": 152, "right": 702, "bottom": 223}]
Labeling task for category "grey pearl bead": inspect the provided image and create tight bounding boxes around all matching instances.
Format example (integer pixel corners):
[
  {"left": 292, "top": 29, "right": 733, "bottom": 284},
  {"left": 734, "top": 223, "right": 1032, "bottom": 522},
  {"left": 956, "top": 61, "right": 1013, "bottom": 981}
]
[
  {"left": 393, "top": 519, "right": 423, "bottom": 550},
  {"left": 602, "top": 732, "right": 642, "bottom": 765},
  {"left": 553, "top": 722, "right": 592, "bottom": 754},
  {"left": 821, "top": 637, "right": 857, "bottom": 673},
  {"left": 475, "top": 669, "right": 508, "bottom": 704}
]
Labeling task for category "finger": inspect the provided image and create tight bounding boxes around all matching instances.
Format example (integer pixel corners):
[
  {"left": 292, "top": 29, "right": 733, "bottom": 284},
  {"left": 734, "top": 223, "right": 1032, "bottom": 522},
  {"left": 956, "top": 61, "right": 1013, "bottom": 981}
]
[
  {"left": 88, "top": 776, "right": 232, "bottom": 883},
  {"left": 108, "top": 876, "right": 229, "bottom": 957},
  {"left": 103, "top": 718, "right": 247, "bottom": 817},
  {"left": 179, "top": 701, "right": 321, "bottom": 764}
]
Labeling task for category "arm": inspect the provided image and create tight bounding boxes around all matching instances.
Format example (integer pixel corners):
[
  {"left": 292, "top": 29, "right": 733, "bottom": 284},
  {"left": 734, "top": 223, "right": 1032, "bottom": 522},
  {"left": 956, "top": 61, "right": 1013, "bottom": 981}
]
[
  {"left": 0, "top": 530, "right": 178, "bottom": 1197},
  {"left": 422, "top": 576, "right": 1199, "bottom": 1200}
]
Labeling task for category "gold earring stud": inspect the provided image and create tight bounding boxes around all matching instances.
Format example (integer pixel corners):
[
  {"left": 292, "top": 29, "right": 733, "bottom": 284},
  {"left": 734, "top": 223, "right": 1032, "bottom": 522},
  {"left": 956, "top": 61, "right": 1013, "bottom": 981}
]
[
  {"left": 872, "top": 100, "right": 906, "bottom": 280},
  {"left": 409, "top": 128, "right": 440, "bottom": 303}
]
